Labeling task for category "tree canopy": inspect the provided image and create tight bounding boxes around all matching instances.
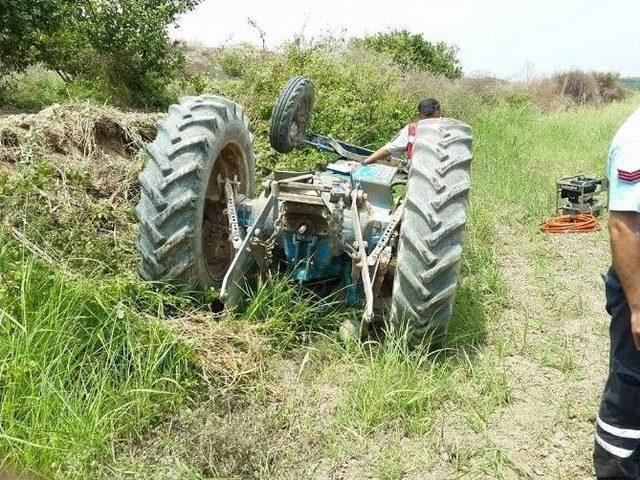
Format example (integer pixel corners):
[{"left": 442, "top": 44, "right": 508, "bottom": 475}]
[{"left": 0, "top": 0, "right": 201, "bottom": 106}]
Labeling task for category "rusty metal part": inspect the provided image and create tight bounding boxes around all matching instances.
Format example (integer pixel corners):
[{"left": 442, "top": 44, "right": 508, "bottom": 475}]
[
  {"left": 321, "top": 196, "right": 356, "bottom": 258},
  {"left": 251, "top": 203, "right": 285, "bottom": 269},
  {"left": 221, "top": 193, "right": 276, "bottom": 308},
  {"left": 223, "top": 177, "right": 243, "bottom": 250},
  {"left": 371, "top": 246, "right": 392, "bottom": 298},
  {"left": 368, "top": 199, "right": 404, "bottom": 267},
  {"left": 281, "top": 203, "right": 329, "bottom": 235}
]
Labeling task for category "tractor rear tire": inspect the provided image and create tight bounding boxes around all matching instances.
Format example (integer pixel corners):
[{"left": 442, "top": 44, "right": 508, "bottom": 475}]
[
  {"left": 269, "top": 76, "right": 315, "bottom": 153},
  {"left": 390, "top": 118, "right": 473, "bottom": 345},
  {"left": 136, "top": 95, "right": 255, "bottom": 289}
]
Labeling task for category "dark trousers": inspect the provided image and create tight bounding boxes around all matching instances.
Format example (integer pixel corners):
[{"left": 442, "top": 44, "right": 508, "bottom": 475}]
[{"left": 594, "top": 267, "right": 640, "bottom": 479}]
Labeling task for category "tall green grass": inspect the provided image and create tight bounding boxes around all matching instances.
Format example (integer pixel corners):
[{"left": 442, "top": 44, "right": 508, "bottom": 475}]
[
  {"left": 241, "top": 275, "right": 357, "bottom": 349},
  {"left": 470, "top": 100, "right": 636, "bottom": 225},
  {"left": 0, "top": 235, "right": 198, "bottom": 478},
  {"left": 0, "top": 66, "right": 117, "bottom": 112},
  {"left": 335, "top": 333, "right": 450, "bottom": 436}
]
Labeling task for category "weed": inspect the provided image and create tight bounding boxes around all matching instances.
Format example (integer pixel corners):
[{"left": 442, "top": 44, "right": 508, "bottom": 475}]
[
  {"left": 0, "top": 235, "right": 199, "bottom": 478},
  {"left": 241, "top": 274, "right": 356, "bottom": 349},
  {"left": 335, "top": 327, "right": 451, "bottom": 436}
]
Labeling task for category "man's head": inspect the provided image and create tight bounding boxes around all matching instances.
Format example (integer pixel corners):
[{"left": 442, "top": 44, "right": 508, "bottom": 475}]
[{"left": 418, "top": 98, "right": 442, "bottom": 119}]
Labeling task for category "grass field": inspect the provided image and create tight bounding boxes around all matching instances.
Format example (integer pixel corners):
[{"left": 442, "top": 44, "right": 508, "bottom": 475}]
[
  {"left": 1, "top": 93, "right": 638, "bottom": 478},
  {"left": 620, "top": 77, "right": 640, "bottom": 91}
]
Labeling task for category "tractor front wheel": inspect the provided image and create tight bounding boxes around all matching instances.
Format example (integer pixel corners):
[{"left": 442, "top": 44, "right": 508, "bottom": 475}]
[{"left": 269, "top": 76, "right": 315, "bottom": 153}]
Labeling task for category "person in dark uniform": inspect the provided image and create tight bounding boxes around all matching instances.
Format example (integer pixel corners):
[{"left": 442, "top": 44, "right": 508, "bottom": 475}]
[
  {"left": 361, "top": 98, "right": 442, "bottom": 165},
  {"left": 595, "top": 106, "right": 640, "bottom": 479}
]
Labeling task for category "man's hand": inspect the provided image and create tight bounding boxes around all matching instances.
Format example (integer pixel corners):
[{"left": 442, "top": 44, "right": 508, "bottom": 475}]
[
  {"left": 632, "top": 309, "right": 640, "bottom": 350},
  {"left": 609, "top": 210, "right": 640, "bottom": 350}
]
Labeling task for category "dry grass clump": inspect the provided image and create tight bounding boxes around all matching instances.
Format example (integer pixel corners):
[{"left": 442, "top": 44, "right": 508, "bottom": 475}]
[
  {"left": 0, "top": 102, "right": 162, "bottom": 276},
  {"left": 0, "top": 103, "right": 159, "bottom": 193},
  {"left": 166, "top": 315, "right": 269, "bottom": 388},
  {"left": 530, "top": 70, "right": 629, "bottom": 108}
]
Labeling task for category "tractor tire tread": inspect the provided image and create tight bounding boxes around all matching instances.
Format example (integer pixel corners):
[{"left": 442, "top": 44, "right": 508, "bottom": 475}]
[
  {"left": 136, "top": 95, "right": 255, "bottom": 287},
  {"left": 390, "top": 118, "right": 472, "bottom": 345}
]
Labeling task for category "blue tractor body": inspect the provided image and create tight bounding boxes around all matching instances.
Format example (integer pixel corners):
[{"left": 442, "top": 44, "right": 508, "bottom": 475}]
[{"left": 226, "top": 155, "right": 406, "bottom": 319}]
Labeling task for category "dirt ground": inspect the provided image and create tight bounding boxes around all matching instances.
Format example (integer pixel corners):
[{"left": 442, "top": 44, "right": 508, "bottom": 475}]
[{"left": 479, "top": 228, "right": 610, "bottom": 479}]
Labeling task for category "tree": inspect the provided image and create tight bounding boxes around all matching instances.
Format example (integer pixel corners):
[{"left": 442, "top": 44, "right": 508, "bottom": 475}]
[
  {"left": 353, "top": 30, "right": 462, "bottom": 79},
  {"left": 0, "top": 0, "right": 201, "bottom": 106}
]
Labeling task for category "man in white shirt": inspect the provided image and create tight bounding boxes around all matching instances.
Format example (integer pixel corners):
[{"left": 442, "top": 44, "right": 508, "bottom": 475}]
[
  {"left": 594, "top": 106, "right": 640, "bottom": 479},
  {"left": 361, "top": 98, "right": 442, "bottom": 165}
]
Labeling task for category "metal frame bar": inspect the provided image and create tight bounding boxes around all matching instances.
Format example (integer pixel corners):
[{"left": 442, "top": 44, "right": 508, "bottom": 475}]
[
  {"left": 303, "top": 132, "right": 374, "bottom": 158},
  {"left": 350, "top": 190, "right": 374, "bottom": 326},
  {"left": 223, "top": 178, "right": 243, "bottom": 250},
  {"left": 220, "top": 193, "right": 276, "bottom": 308}
]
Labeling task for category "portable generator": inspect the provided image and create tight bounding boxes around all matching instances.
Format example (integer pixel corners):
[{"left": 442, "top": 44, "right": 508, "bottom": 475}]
[{"left": 556, "top": 175, "right": 608, "bottom": 216}]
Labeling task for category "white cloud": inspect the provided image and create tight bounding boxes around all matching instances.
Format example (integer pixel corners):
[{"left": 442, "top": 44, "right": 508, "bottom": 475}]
[{"left": 171, "top": 0, "right": 640, "bottom": 78}]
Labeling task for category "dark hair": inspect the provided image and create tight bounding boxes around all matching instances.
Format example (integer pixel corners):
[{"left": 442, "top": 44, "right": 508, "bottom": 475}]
[{"left": 418, "top": 98, "right": 441, "bottom": 117}]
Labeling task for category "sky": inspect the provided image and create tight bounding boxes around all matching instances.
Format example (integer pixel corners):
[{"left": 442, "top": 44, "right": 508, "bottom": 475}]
[{"left": 171, "top": 0, "right": 640, "bottom": 80}]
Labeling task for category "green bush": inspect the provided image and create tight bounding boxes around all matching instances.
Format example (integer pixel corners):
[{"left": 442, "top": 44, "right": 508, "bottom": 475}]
[
  {"left": 353, "top": 30, "right": 462, "bottom": 79},
  {"left": 193, "top": 42, "right": 414, "bottom": 172},
  {"left": 0, "top": 0, "right": 201, "bottom": 108}
]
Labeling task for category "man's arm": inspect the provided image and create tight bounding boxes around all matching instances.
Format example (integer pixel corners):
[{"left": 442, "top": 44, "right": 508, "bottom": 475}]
[
  {"left": 363, "top": 125, "right": 409, "bottom": 165},
  {"left": 362, "top": 146, "right": 391, "bottom": 165},
  {"left": 609, "top": 210, "right": 640, "bottom": 349}
]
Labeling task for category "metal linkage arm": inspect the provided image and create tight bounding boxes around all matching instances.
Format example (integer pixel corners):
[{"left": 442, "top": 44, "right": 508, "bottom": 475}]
[
  {"left": 350, "top": 190, "right": 374, "bottom": 326},
  {"left": 368, "top": 200, "right": 405, "bottom": 267},
  {"left": 303, "top": 132, "right": 404, "bottom": 166},
  {"left": 223, "top": 178, "right": 243, "bottom": 250},
  {"left": 303, "top": 132, "right": 373, "bottom": 159},
  {"left": 220, "top": 193, "right": 276, "bottom": 310}
]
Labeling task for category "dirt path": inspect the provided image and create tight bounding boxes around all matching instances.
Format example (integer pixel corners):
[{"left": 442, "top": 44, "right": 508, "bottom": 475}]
[{"left": 483, "top": 227, "right": 610, "bottom": 479}]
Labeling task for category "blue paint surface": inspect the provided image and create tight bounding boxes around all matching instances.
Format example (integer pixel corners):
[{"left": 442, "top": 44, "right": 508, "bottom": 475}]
[
  {"left": 283, "top": 234, "right": 347, "bottom": 283},
  {"left": 352, "top": 164, "right": 397, "bottom": 186}
]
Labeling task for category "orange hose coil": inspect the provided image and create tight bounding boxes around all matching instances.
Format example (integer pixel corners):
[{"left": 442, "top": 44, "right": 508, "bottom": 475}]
[{"left": 540, "top": 213, "right": 599, "bottom": 233}]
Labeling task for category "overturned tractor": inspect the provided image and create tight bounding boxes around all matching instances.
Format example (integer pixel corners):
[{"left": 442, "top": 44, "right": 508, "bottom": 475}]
[{"left": 136, "top": 76, "right": 473, "bottom": 343}]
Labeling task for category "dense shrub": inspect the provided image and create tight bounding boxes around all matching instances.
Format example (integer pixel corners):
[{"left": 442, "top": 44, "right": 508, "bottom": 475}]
[
  {"left": 353, "top": 30, "right": 462, "bottom": 79},
  {"left": 531, "top": 70, "right": 629, "bottom": 106}
]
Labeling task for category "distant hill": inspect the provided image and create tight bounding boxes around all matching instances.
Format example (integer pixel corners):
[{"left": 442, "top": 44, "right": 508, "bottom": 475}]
[{"left": 620, "top": 77, "right": 640, "bottom": 91}]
